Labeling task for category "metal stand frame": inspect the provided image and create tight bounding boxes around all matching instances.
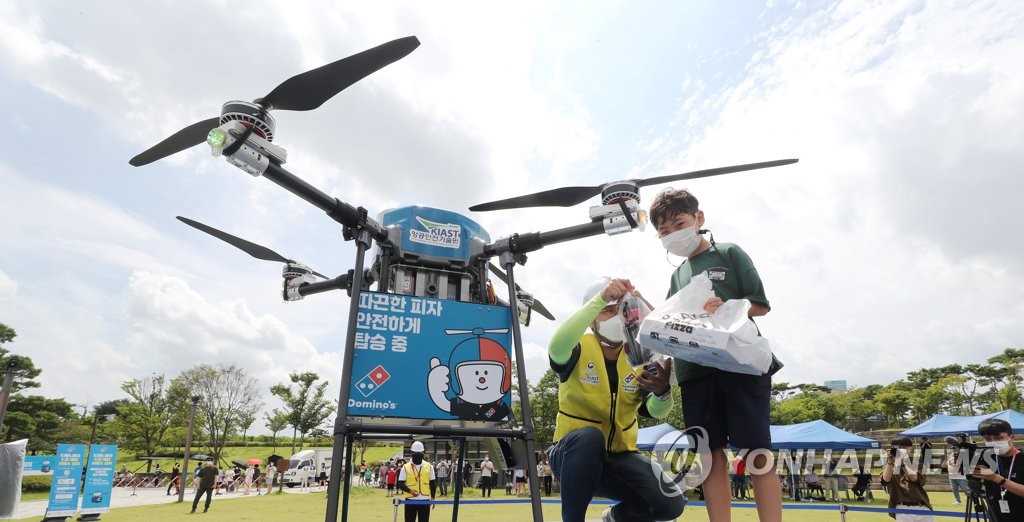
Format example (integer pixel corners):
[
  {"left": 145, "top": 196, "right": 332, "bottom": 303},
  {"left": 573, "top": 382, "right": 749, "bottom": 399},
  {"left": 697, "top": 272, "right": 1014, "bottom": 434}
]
[{"left": 238, "top": 160, "right": 636, "bottom": 522}]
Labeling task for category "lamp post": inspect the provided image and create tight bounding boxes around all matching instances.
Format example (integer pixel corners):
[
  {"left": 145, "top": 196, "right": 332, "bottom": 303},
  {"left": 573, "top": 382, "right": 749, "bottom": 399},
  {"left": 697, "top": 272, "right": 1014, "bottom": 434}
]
[{"left": 177, "top": 395, "right": 201, "bottom": 503}]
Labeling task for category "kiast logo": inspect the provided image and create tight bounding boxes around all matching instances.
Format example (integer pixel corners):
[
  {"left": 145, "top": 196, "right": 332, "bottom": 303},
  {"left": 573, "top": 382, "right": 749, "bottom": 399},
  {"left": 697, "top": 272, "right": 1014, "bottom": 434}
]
[{"left": 410, "top": 216, "right": 462, "bottom": 249}]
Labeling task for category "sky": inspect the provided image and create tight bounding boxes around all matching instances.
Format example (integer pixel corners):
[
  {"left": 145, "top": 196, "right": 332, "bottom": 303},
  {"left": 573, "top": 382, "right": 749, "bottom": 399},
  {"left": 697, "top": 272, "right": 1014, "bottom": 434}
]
[{"left": 1, "top": 1, "right": 1022, "bottom": 432}]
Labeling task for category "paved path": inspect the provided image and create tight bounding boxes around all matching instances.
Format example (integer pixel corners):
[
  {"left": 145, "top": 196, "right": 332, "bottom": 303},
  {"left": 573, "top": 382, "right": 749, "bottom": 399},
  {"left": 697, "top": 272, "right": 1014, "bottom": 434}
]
[{"left": 9, "top": 484, "right": 326, "bottom": 519}]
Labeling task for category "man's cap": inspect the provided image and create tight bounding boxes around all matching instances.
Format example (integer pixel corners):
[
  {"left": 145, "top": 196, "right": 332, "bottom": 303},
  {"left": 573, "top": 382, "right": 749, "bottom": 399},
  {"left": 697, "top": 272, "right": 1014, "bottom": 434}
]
[
  {"left": 411, "top": 441, "right": 425, "bottom": 453},
  {"left": 583, "top": 276, "right": 615, "bottom": 306}
]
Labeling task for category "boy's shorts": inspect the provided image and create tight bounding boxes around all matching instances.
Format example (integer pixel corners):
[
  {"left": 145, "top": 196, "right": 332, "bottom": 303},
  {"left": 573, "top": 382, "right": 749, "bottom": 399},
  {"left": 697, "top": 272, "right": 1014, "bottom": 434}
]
[{"left": 680, "top": 370, "right": 772, "bottom": 450}]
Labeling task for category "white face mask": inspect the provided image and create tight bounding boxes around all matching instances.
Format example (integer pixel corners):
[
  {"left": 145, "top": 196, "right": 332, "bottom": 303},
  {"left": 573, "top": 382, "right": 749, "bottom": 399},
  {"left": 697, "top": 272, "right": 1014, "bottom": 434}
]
[
  {"left": 597, "top": 314, "right": 625, "bottom": 343},
  {"left": 987, "top": 440, "right": 1012, "bottom": 455},
  {"left": 661, "top": 223, "right": 701, "bottom": 257}
]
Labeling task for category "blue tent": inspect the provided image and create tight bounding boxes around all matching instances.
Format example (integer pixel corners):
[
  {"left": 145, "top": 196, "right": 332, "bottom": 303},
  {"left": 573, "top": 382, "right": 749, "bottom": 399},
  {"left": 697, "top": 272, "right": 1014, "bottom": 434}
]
[
  {"left": 901, "top": 409, "right": 1024, "bottom": 436},
  {"left": 637, "top": 420, "right": 879, "bottom": 451},
  {"left": 636, "top": 423, "right": 692, "bottom": 451},
  {"left": 770, "top": 420, "right": 880, "bottom": 450}
]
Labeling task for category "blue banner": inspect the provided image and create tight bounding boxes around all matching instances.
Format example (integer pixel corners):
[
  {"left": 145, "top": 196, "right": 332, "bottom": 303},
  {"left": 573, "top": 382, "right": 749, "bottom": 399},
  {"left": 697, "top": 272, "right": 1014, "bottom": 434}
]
[
  {"left": 80, "top": 444, "right": 118, "bottom": 515},
  {"left": 349, "top": 292, "right": 514, "bottom": 422},
  {"left": 22, "top": 455, "right": 55, "bottom": 476},
  {"left": 45, "top": 443, "right": 84, "bottom": 517}
]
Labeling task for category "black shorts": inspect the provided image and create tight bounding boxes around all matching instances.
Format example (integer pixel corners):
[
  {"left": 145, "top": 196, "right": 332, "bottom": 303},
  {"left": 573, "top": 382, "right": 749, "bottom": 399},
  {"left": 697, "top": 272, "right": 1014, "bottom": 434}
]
[
  {"left": 680, "top": 370, "right": 771, "bottom": 450},
  {"left": 515, "top": 476, "right": 526, "bottom": 483}
]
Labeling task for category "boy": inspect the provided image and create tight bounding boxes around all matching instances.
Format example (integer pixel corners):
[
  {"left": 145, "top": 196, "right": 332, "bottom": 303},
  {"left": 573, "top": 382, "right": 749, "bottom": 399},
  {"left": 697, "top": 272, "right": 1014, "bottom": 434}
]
[{"left": 649, "top": 187, "right": 782, "bottom": 522}]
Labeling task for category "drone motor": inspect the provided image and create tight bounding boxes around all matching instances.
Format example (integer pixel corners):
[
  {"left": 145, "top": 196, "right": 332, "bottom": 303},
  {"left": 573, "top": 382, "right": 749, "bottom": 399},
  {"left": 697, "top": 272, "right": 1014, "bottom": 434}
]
[
  {"left": 600, "top": 181, "right": 641, "bottom": 206},
  {"left": 219, "top": 101, "right": 276, "bottom": 141}
]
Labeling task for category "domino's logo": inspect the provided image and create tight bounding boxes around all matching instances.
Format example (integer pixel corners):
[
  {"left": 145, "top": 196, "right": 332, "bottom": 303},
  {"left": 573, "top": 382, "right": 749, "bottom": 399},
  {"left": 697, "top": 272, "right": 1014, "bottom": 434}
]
[{"left": 356, "top": 365, "right": 391, "bottom": 397}]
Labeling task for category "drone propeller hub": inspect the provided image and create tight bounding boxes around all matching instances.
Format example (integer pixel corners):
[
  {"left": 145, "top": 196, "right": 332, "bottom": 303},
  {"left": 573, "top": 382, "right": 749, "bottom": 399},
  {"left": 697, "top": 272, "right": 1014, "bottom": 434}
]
[
  {"left": 283, "top": 262, "right": 312, "bottom": 280},
  {"left": 600, "top": 181, "right": 641, "bottom": 206},
  {"left": 220, "top": 101, "right": 276, "bottom": 141}
]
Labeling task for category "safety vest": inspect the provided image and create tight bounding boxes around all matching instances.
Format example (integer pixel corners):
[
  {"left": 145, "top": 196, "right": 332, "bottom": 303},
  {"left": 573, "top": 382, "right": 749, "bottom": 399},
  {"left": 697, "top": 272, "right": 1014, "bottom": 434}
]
[
  {"left": 553, "top": 334, "right": 644, "bottom": 452},
  {"left": 403, "top": 461, "right": 432, "bottom": 497}
]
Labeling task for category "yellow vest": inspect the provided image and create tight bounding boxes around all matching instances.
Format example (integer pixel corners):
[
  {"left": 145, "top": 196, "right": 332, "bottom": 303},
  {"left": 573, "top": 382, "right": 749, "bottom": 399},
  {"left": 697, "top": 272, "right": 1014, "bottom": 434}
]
[
  {"left": 553, "top": 334, "right": 644, "bottom": 452},
  {"left": 403, "top": 461, "right": 432, "bottom": 497}
]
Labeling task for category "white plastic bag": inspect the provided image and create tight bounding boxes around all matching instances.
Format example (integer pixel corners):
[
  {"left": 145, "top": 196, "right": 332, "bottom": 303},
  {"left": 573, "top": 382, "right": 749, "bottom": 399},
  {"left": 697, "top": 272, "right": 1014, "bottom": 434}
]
[{"left": 637, "top": 273, "right": 772, "bottom": 375}]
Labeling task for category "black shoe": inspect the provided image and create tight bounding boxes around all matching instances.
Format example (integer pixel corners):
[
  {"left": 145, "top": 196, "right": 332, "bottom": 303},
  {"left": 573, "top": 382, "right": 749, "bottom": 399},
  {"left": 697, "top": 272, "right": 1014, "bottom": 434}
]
[{"left": 190, "top": 509, "right": 196, "bottom": 514}]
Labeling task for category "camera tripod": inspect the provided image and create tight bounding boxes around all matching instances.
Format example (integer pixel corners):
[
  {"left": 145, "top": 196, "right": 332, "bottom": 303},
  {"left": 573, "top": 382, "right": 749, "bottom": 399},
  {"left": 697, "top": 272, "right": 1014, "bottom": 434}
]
[{"left": 963, "top": 487, "right": 997, "bottom": 522}]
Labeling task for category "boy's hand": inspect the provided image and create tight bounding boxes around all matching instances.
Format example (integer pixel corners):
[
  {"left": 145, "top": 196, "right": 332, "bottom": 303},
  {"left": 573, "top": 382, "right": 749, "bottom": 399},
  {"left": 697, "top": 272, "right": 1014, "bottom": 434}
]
[{"left": 703, "top": 297, "right": 723, "bottom": 314}]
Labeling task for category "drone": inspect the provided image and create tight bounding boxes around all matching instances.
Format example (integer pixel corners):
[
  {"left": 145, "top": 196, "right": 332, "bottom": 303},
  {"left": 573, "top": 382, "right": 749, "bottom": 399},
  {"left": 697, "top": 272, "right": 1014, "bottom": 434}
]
[{"left": 129, "top": 35, "right": 797, "bottom": 522}]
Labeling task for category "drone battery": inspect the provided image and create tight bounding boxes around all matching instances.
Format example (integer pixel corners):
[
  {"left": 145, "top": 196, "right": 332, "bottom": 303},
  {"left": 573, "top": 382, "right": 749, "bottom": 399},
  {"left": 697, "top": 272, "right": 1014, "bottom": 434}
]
[{"left": 390, "top": 264, "right": 472, "bottom": 302}]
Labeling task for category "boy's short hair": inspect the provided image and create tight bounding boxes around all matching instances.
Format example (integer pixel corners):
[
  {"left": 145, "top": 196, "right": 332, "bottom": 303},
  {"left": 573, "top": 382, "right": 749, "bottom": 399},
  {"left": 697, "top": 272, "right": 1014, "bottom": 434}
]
[
  {"left": 649, "top": 188, "right": 700, "bottom": 228},
  {"left": 979, "top": 418, "right": 1013, "bottom": 437}
]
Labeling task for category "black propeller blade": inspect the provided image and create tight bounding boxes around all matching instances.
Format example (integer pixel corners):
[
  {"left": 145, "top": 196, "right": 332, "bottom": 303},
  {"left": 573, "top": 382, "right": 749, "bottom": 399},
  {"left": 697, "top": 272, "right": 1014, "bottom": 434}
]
[
  {"left": 487, "top": 263, "right": 555, "bottom": 321},
  {"left": 129, "top": 36, "right": 421, "bottom": 167},
  {"left": 129, "top": 118, "right": 221, "bottom": 168},
  {"left": 258, "top": 36, "right": 420, "bottom": 111},
  {"left": 469, "top": 158, "right": 799, "bottom": 212},
  {"left": 176, "top": 216, "right": 327, "bottom": 279}
]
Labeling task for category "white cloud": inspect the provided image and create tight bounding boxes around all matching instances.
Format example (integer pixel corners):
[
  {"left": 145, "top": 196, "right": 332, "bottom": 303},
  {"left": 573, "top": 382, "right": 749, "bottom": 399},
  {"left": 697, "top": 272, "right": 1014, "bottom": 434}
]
[
  {"left": 0, "top": 0, "right": 1022, "bottom": 424},
  {"left": 0, "top": 270, "right": 15, "bottom": 298}
]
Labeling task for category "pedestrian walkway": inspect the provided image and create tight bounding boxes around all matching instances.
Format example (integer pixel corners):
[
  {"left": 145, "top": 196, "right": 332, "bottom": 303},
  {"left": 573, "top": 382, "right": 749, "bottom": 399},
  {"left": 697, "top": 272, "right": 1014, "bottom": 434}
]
[{"left": 9, "top": 483, "right": 328, "bottom": 519}]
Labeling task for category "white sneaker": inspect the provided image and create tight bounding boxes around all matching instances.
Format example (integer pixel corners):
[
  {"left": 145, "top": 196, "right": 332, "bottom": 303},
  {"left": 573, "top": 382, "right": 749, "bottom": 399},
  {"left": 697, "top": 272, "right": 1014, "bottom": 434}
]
[
  {"left": 601, "top": 507, "right": 616, "bottom": 522},
  {"left": 953, "top": 500, "right": 961, "bottom": 505}
]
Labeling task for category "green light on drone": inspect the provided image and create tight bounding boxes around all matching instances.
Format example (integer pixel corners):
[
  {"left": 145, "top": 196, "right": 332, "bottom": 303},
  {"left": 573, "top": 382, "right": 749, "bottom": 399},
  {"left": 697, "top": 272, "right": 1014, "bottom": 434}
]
[{"left": 207, "top": 128, "right": 227, "bottom": 149}]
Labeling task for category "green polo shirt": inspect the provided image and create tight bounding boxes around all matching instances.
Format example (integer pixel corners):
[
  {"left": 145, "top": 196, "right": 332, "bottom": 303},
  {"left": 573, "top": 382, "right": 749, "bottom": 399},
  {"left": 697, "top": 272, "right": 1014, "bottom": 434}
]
[{"left": 666, "top": 243, "right": 780, "bottom": 382}]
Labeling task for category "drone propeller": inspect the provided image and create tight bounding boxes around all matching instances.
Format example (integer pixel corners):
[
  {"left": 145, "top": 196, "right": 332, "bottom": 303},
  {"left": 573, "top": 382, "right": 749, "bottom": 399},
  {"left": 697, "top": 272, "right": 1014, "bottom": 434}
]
[
  {"left": 129, "top": 36, "right": 421, "bottom": 167},
  {"left": 468, "top": 158, "right": 799, "bottom": 211},
  {"left": 176, "top": 216, "right": 327, "bottom": 279},
  {"left": 487, "top": 263, "right": 555, "bottom": 321}
]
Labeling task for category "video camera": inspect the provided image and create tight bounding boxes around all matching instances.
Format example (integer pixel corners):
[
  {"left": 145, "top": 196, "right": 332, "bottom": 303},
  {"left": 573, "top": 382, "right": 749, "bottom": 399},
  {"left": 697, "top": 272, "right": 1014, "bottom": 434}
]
[{"left": 945, "top": 433, "right": 995, "bottom": 471}]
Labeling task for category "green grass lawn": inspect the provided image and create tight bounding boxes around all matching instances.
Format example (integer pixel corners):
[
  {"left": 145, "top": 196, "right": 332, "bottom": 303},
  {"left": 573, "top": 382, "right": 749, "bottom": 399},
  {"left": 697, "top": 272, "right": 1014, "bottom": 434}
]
[{"left": 10, "top": 485, "right": 972, "bottom": 522}]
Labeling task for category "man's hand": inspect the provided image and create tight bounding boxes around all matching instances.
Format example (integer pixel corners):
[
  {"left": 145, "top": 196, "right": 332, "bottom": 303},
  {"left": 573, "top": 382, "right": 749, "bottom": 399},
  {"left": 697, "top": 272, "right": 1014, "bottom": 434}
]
[
  {"left": 971, "top": 466, "right": 1000, "bottom": 482},
  {"left": 638, "top": 358, "right": 672, "bottom": 396},
  {"left": 602, "top": 278, "right": 635, "bottom": 303}
]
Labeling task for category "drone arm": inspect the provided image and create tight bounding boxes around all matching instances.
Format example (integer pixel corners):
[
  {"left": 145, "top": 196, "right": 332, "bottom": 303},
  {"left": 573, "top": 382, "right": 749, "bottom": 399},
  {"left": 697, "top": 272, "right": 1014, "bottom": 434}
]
[
  {"left": 285, "top": 269, "right": 374, "bottom": 300},
  {"left": 483, "top": 221, "right": 606, "bottom": 258},
  {"left": 261, "top": 162, "right": 388, "bottom": 242}
]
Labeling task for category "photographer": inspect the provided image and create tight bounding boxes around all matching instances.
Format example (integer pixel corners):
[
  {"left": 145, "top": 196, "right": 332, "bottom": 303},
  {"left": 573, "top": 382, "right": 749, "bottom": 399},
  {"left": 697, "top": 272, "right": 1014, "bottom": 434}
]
[
  {"left": 881, "top": 436, "right": 933, "bottom": 521},
  {"left": 970, "top": 418, "right": 1024, "bottom": 519}
]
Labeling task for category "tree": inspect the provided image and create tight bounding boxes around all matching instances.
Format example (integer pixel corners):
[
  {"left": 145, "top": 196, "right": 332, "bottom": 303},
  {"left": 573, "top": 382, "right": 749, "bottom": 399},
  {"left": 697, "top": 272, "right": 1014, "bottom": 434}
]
[
  {"left": 173, "top": 364, "right": 264, "bottom": 462},
  {"left": 2, "top": 395, "right": 81, "bottom": 451},
  {"left": 270, "top": 372, "right": 334, "bottom": 454},
  {"left": 264, "top": 409, "right": 289, "bottom": 451},
  {"left": 116, "top": 375, "right": 178, "bottom": 465},
  {"left": 0, "top": 322, "right": 41, "bottom": 392},
  {"left": 874, "top": 384, "right": 911, "bottom": 427},
  {"left": 526, "top": 369, "right": 559, "bottom": 448},
  {"left": 237, "top": 410, "right": 256, "bottom": 443}
]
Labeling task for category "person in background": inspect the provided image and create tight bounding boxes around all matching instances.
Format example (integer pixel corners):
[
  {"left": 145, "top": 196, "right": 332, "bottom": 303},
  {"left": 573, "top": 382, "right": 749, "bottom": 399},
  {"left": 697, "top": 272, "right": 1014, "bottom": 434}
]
[
  {"left": 435, "top": 457, "right": 450, "bottom": 496},
  {"left": 190, "top": 462, "right": 218, "bottom": 514},
  {"left": 167, "top": 462, "right": 181, "bottom": 496},
  {"left": 537, "top": 456, "right": 554, "bottom": 497},
  {"left": 971, "top": 418, "right": 1024, "bottom": 521},
  {"left": 397, "top": 441, "right": 436, "bottom": 522},
  {"left": 265, "top": 461, "right": 277, "bottom": 495},
  {"left": 852, "top": 466, "right": 874, "bottom": 502},
  {"left": 479, "top": 455, "right": 494, "bottom": 497},
  {"left": 881, "top": 436, "right": 933, "bottom": 521},
  {"left": 386, "top": 460, "right": 400, "bottom": 497},
  {"left": 945, "top": 447, "right": 968, "bottom": 506}
]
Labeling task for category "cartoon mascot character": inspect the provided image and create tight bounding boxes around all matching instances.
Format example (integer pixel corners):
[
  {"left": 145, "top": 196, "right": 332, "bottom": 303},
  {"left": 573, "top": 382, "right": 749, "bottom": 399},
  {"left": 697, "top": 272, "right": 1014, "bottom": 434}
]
[{"left": 427, "top": 329, "right": 512, "bottom": 421}]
